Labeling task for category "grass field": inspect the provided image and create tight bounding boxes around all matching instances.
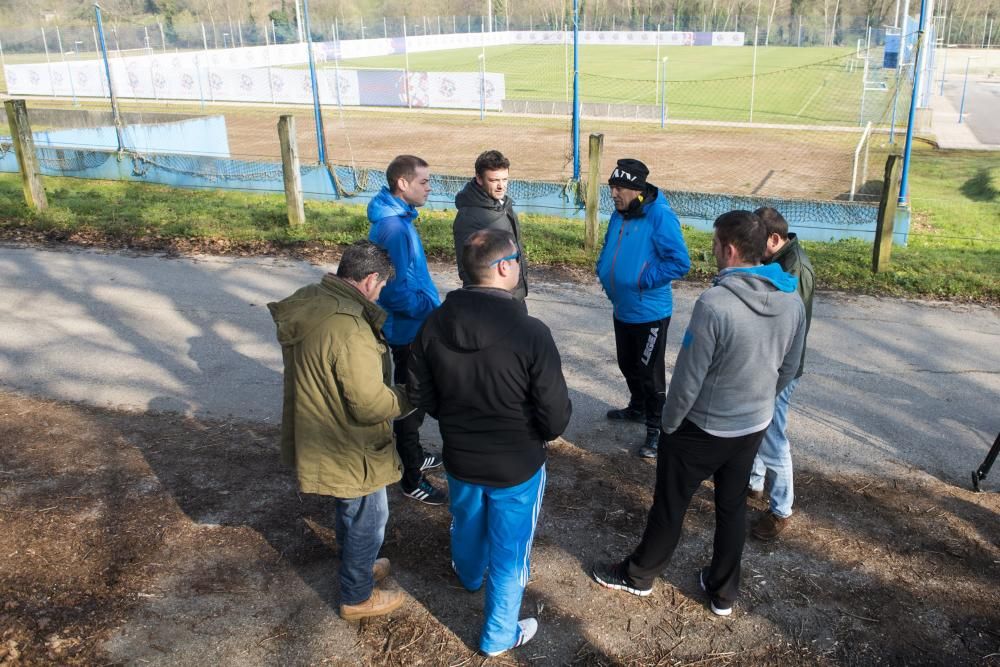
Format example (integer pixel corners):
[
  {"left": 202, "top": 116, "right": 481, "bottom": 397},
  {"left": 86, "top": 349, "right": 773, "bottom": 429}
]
[
  {"left": 326, "top": 44, "right": 903, "bottom": 126},
  {"left": 1, "top": 146, "right": 996, "bottom": 302}
]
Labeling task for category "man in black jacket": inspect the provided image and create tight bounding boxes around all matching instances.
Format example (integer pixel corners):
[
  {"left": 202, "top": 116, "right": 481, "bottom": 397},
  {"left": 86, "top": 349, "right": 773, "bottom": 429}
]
[
  {"left": 409, "top": 229, "right": 571, "bottom": 657},
  {"left": 452, "top": 150, "right": 528, "bottom": 299}
]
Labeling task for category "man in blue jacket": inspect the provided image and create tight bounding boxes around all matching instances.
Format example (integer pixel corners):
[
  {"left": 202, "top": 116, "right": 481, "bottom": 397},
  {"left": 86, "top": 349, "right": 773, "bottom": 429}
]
[
  {"left": 596, "top": 159, "right": 691, "bottom": 459},
  {"left": 368, "top": 155, "right": 446, "bottom": 505}
]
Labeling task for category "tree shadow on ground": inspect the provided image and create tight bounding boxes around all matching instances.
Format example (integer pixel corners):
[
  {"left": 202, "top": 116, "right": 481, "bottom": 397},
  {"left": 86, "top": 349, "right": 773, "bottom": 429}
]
[{"left": 959, "top": 167, "right": 999, "bottom": 202}]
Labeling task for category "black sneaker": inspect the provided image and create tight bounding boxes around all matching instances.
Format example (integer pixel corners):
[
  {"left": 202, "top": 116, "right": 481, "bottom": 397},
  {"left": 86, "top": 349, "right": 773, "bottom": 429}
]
[
  {"left": 699, "top": 567, "right": 733, "bottom": 616},
  {"left": 637, "top": 429, "right": 660, "bottom": 458},
  {"left": 419, "top": 453, "right": 443, "bottom": 471},
  {"left": 606, "top": 407, "right": 644, "bottom": 423},
  {"left": 402, "top": 478, "right": 447, "bottom": 505},
  {"left": 592, "top": 561, "right": 652, "bottom": 597}
]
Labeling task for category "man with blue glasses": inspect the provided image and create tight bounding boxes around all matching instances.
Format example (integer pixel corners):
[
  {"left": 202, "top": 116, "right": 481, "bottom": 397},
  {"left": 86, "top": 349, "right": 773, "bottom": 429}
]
[{"left": 409, "top": 229, "right": 571, "bottom": 657}]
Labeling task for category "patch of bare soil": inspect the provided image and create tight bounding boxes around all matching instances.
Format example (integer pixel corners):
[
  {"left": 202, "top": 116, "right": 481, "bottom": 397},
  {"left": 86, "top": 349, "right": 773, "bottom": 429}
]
[
  {"left": 1, "top": 390, "right": 998, "bottom": 666},
  {"left": 222, "top": 109, "right": 860, "bottom": 200}
]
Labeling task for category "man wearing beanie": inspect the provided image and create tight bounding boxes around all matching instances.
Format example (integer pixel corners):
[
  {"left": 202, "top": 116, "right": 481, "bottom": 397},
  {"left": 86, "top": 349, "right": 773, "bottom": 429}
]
[{"left": 596, "top": 158, "right": 691, "bottom": 458}]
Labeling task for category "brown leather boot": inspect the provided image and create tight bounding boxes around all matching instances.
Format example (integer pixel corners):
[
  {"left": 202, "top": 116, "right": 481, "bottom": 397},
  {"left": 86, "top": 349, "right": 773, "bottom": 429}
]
[
  {"left": 373, "top": 558, "right": 390, "bottom": 583},
  {"left": 339, "top": 588, "right": 404, "bottom": 621},
  {"left": 751, "top": 511, "right": 791, "bottom": 541}
]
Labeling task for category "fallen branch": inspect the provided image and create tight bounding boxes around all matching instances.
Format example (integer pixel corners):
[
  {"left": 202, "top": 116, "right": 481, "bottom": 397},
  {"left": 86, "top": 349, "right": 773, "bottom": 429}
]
[{"left": 839, "top": 608, "right": 879, "bottom": 623}]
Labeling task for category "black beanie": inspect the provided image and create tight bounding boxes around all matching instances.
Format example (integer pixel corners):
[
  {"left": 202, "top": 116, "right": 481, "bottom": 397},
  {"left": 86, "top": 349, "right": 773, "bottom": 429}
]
[{"left": 608, "top": 158, "right": 649, "bottom": 190}]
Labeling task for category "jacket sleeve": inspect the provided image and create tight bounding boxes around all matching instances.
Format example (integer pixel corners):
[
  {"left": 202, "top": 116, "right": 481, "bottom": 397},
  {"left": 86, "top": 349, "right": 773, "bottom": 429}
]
[
  {"left": 375, "top": 219, "right": 437, "bottom": 320},
  {"left": 798, "top": 264, "right": 815, "bottom": 333},
  {"left": 661, "top": 298, "right": 718, "bottom": 434},
  {"left": 640, "top": 210, "right": 691, "bottom": 289},
  {"left": 452, "top": 211, "right": 472, "bottom": 286},
  {"left": 406, "top": 324, "right": 440, "bottom": 420},
  {"left": 595, "top": 219, "right": 615, "bottom": 296},
  {"left": 528, "top": 322, "right": 573, "bottom": 440},
  {"left": 776, "top": 302, "right": 807, "bottom": 393},
  {"left": 334, "top": 328, "right": 411, "bottom": 425}
]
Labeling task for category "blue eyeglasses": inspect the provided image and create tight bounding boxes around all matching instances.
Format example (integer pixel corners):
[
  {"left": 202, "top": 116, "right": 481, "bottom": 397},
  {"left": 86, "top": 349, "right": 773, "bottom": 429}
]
[{"left": 489, "top": 251, "right": 520, "bottom": 267}]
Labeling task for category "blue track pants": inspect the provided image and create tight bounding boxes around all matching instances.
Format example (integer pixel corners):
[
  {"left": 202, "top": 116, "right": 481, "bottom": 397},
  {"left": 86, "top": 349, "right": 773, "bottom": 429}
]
[{"left": 447, "top": 465, "right": 546, "bottom": 654}]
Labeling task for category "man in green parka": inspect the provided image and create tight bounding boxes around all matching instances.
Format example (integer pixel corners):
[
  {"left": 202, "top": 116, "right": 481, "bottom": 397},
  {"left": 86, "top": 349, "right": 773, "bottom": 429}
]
[{"left": 268, "top": 240, "right": 414, "bottom": 621}]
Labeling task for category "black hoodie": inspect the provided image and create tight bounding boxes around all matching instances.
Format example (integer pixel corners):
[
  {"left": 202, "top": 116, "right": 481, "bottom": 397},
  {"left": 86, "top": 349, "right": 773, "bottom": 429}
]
[
  {"left": 408, "top": 287, "right": 571, "bottom": 486},
  {"left": 452, "top": 179, "right": 529, "bottom": 300}
]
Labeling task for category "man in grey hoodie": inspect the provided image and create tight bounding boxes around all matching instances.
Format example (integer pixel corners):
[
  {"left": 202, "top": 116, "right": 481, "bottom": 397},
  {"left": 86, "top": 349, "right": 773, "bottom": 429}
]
[
  {"left": 452, "top": 150, "right": 528, "bottom": 300},
  {"left": 592, "top": 210, "right": 806, "bottom": 617}
]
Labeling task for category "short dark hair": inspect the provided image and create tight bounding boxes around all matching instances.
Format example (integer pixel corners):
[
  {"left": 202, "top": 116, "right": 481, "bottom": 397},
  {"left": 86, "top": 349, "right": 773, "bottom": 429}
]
[
  {"left": 754, "top": 206, "right": 789, "bottom": 240},
  {"left": 713, "top": 210, "right": 767, "bottom": 265},
  {"left": 474, "top": 150, "right": 510, "bottom": 177},
  {"left": 461, "top": 229, "right": 516, "bottom": 285},
  {"left": 386, "top": 155, "right": 428, "bottom": 195},
  {"left": 336, "top": 240, "right": 395, "bottom": 282}
]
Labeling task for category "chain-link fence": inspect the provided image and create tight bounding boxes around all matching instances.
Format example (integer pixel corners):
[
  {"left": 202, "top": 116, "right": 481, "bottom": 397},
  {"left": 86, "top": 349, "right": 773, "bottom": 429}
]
[{"left": 1, "top": 13, "right": 930, "bottom": 219}]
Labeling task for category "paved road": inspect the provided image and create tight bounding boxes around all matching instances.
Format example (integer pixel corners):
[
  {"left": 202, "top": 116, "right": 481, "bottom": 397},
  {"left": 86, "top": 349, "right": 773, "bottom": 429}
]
[
  {"left": 943, "top": 78, "right": 1000, "bottom": 145},
  {"left": 1, "top": 244, "right": 997, "bottom": 486}
]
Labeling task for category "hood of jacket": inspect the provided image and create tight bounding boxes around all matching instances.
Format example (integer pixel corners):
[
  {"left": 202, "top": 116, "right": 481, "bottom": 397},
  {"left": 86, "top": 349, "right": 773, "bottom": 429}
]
[
  {"left": 368, "top": 186, "right": 418, "bottom": 224},
  {"left": 270, "top": 273, "right": 386, "bottom": 346},
  {"left": 713, "top": 263, "right": 799, "bottom": 316},
  {"left": 455, "top": 178, "right": 513, "bottom": 213},
  {"left": 434, "top": 287, "right": 526, "bottom": 351}
]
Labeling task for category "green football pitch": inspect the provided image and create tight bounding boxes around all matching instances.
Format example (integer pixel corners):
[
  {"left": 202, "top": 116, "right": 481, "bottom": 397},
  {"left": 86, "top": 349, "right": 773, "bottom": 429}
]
[{"left": 320, "top": 45, "right": 906, "bottom": 126}]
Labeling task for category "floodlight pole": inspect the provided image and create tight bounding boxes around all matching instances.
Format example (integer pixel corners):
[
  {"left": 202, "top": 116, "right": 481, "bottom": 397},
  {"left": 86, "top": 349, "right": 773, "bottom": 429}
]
[
  {"left": 56, "top": 26, "right": 78, "bottom": 107},
  {"left": 572, "top": 0, "right": 581, "bottom": 180},
  {"left": 478, "top": 53, "right": 486, "bottom": 120},
  {"left": 94, "top": 4, "right": 125, "bottom": 153},
  {"left": 660, "top": 57, "right": 668, "bottom": 128},
  {"left": 958, "top": 56, "right": 980, "bottom": 123},
  {"left": 939, "top": 45, "right": 948, "bottom": 94},
  {"left": 301, "top": 0, "right": 328, "bottom": 164},
  {"left": 898, "top": 0, "right": 929, "bottom": 205}
]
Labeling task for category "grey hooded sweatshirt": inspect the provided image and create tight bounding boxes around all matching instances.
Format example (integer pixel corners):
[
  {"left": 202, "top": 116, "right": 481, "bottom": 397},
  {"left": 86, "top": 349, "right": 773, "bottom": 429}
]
[{"left": 661, "top": 265, "right": 806, "bottom": 436}]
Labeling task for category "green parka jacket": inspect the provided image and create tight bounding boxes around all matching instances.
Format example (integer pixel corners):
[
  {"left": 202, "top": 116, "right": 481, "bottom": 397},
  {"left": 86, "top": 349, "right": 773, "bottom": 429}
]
[{"left": 268, "top": 273, "right": 413, "bottom": 498}]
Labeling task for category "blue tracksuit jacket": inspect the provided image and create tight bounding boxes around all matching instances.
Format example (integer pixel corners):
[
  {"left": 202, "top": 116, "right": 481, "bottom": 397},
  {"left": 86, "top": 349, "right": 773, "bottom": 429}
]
[{"left": 595, "top": 188, "right": 691, "bottom": 324}]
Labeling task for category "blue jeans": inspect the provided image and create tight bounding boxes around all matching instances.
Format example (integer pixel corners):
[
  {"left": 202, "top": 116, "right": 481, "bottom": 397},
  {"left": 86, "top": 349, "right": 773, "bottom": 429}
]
[
  {"left": 448, "top": 465, "right": 546, "bottom": 655},
  {"left": 749, "top": 378, "right": 799, "bottom": 519},
  {"left": 334, "top": 487, "right": 389, "bottom": 605}
]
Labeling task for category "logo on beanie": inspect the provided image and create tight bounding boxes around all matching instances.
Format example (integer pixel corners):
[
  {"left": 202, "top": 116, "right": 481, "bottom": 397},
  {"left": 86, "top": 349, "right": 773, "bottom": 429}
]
[{"left": 611, "top": 168, "right": 638, "bottom": 182}]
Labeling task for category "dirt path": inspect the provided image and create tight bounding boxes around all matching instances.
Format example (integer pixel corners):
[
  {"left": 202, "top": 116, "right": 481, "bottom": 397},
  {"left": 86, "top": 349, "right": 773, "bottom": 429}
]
[{"left": 2, "top": 391, "right": 998, "bottom": 666}]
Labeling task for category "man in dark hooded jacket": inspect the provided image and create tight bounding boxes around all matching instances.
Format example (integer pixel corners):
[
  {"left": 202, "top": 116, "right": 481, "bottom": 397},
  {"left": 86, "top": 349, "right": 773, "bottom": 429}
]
[
  {"left": 452, "top": 150, "right": 528, "bottom": 300},
  {"left": 409, "top": 229, "right": 571, "bottom": 657}
]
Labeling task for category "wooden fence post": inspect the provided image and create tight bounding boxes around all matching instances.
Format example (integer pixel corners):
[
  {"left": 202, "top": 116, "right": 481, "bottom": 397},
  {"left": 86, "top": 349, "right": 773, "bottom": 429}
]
[
  {"left": 4, "top": 99, "right": 47, "bottom": 211},
  {"left": 585, "top": 133, "right": 605, "bottom": 252},
  {"left": 277, "top": 114, "right": 305, "bottom": 227},
  {"left": 872, "top": 154, "right": 902, "bottom": 273}
]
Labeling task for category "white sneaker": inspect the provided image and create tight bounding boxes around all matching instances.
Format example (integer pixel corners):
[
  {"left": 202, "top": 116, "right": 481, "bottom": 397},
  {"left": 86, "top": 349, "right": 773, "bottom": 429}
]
[
  {"left": 484, "top": 618, "right": 538, "bottom": 657},
  {"left": 699, "top": 568, "right": 733, "bottom": 617}
]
